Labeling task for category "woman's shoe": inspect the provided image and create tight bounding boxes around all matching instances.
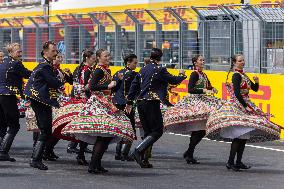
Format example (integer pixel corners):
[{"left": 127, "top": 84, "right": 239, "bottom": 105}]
[
  {"left": 186, "top": 158, "right": 200, "bottom": 164},
  {"left": 76, "top": 156, "right": 89, "bottom": 166},
  {"left": 237, "top": 162, "right": 251, "bottom": 170},
  {"left": 226, "top": 163, "right": 241, "bottom": 171}
]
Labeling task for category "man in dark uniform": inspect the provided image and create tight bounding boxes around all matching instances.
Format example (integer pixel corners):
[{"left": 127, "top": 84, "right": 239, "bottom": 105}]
[
  {"left": 112, "top": 54, "right": 138, "bottom": 161},
  {"left": 125, "top": 48, "right": 187, "bottom": 168},
  {"left": 0, "top": 43, "right": 31, "bottom": 162},
  {"left": 24, "top": 41, "right": 63, "bottom": 170}
]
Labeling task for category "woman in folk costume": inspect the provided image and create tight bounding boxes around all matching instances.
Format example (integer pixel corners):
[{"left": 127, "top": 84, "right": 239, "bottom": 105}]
[
  {"left": 163, "top": 55, "right": 224, "bottom": 164},
  {"left": 62, "top": 49, "right": 136, "bottom": 174},
  {"left": 52, "top": 49, "right": 96, "bottom": 165},
  {"left": 206, "top": 54, "right": 280, "bottom": 171}
]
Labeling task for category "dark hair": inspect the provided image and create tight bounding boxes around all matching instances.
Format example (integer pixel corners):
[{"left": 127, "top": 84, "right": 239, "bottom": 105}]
[
  {"left": 77, "top": 49, "right": 95, "bottom": 81},
  {"left": 96, "top": 48, "right": 107, "bottom": 63},
  {"left": 144, "top": 57, "right": 151, "bottom": 65},
  {"left": 226, "top": 54, "right": 243, "bottom": 82},
  {"left": 123, "top": 54, "right": 137, "bottom": 66},
  {"left": 191, "top": 54, "right": 202, "bottom": 69},
  {"left": 41, "top": 41, "right": 56, "bottom": 57},
  {"left": 150, "top": 48, "right": 163, "bottom": 61}
]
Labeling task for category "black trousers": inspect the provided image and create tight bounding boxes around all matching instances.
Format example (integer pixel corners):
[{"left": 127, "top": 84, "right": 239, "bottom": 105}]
[
  {"left": 0, "top": 106, "right": 7, "bottom": 138},
  {"left": 115, "top": 104, "right": 136, "bottom": 130},
  {"left": 137, "top": 100, "right": 163, "bottom": 140},
  {"left": 30, "top": 99, "right": 52, "bottom": 142},
  {"left": 0, "top": 95, "right": 20, "bottom": 136}
]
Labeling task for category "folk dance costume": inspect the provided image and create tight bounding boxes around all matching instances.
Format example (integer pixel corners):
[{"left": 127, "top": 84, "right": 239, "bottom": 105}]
[
  {"left": 24, "top": 57, "right": 64, "bottom": 170},
  {"left": 42, "top": 64, "right": 74, "bottom": 161},
  {"left": 62, "top": 65, "right": 136, "bottom": 173},
  {"left": 0, "top": 56, "right": 31, "bottom": 161},
  {"left": 127, "top": 55, "right": 186, "bottom": 168},
  {"left": 134, "top": 84, "right": 177, "bottom": 166},
  {"left": 52, "top": 65, "right": 90, "bottom": 140},
  {"left": 206, "top": 69, "right": 280, "bottom": 171},
  {"left": 112, "top": 66, "right": 138, "bottom": 161},
  {"left": 52, "top": 64, "right": 92, "bottom": 165},
  {"left": 163, "top": 70, "right": 223, "bottom": 164},
  {"left": 25, "top": 63, "right": 72, "bottom": 150}
]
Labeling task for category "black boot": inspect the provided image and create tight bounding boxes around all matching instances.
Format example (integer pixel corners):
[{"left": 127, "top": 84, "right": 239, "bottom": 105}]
[
  {"left": 84, "top": 145, "right": 92, "bottom": 153},
  {"left": 142, "top": 145, "right": 153, "bottom": 168},
  {"left": 236, "top": 162, "right": 251, "bottom": 170},
  {"left": 88, "top": 137, "right": 111, "bottom": 174},
  {"left": 236, "top": 139, "right": 251, "bottom": 170},
  {"left": 33, "top": 132, "right": 39, "bottom": 148},
  {"left": 43, "top": 150, "right": 58, "bottom": 161},
  {"left": 121, "top": 142, "right": 134, "bottom": 161},
  {"left": 76, "top": 154, "right": 89, "bottom": 166},
  {"left": 67, "top": 142, "right": 79, "bottom": 154},
  {"left": 43, "top": 137, "right": 59, "bottom": 161},
  {"left": 184, "top": 131, "right": 205, "bottom": 164},
  {"left": 131, "top": 136, "right": 156, "bottom": 168},
  {"left": 115, "top": 142, "right": 123, "bottom": 160},
  {"left": 0, "top": 133, "right": 16, "bottom": 162},
  {"left": 30, "top": 141, "right": 48, "bottom": 170},
  {"left": 88, "top": 153, "right": 101, "bottom": 174},
  {"left": 76, "top": 142, "right": 88, "bottom": 165}
]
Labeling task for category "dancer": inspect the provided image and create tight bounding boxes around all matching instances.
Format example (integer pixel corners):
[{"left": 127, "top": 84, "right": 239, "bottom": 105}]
[
  {"left": 112, "top": 54, "right": 138, "bottom": 161},
  {"left": 62, "top": 49, "right": 136, "bottom": 174},
  {"left": 125, "top": 48, "right": 187, "bottom": 168},
  {"left": 43, "top": 52, "right": 74, "bottom": 161},
  {"left": 0, "top": 43, "right": 31, "bottom": 162},
  {"left": 52, "top": 49, "right": 96, "bottom": 165},
  {"left": 206, "top": 54, "right": 280, "bottom": 171},
  {"left": 163, "top": 55, "right": 223, "bottom": 164},
  {"left": 24, "top": 41, "right": 63, "bottom": 170}
]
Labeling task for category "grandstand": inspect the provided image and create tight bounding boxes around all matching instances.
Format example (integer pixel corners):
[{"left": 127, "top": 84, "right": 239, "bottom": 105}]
[
  {"left": 0, "top": 0, "right": 283, "bottom": 73},
  {"left": 0, "top": 0, "right": 41, "bottom": 8}
]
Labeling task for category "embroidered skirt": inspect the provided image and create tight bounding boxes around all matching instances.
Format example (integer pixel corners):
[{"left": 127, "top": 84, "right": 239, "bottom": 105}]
[
  {"left": 163, "top": 94, "right": 224, "bottom": 134},
  {"left": 62, "top": 92, "right": 136, "bottom": 144}
]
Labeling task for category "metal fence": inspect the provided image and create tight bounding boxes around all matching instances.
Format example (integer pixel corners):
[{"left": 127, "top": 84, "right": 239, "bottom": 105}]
[{"left": 0, "top": 3, "right": 284, "bottom": 73}]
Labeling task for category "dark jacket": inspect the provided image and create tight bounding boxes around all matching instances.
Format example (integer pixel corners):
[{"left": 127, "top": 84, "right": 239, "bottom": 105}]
[
  {"left": 24, "top": 59, "right": 64, "bottom": 107},
  {"left": 0, "top": 56, "right": 31, "bottom": 96},
  {"left": 112, "top": 67, "right": 138, "bottom": 105},
  {"left": 127, "top": 62, "right": 187, "bottom": 105}
]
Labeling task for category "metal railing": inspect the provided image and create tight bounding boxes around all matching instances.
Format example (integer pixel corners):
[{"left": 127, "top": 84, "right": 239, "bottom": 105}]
[{"left": 0, "top": 3, "right": 284, "bottom": 73}]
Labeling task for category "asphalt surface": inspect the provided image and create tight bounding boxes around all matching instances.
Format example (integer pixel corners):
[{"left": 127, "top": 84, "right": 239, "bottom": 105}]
[{"left": 0, "top": 119, "right": 284, "bottom": 189}]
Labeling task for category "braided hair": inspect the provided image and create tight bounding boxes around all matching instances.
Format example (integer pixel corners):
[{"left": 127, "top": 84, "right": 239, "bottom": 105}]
[
  {"left": 226, "top": 54, "right": 242, "bottom": 83},
  {"left": 192, "top": 54, "right": 202, "bottom": 70},
  {"left": 77, "top": 49, "right": 94, "bottom": 81},
  {"left": 95, "top": 48, "right": 107, "bottom": 64}
]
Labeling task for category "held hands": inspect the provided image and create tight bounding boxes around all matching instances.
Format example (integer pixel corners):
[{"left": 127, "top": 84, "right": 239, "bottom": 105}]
[
  {"left": 63, "top": 68, "right": 71, "bottom": 75},
  {"left": 108, "top": 81, "right": 117, "bottom": 89},
  {"left": 179, "top": 69, "right": 185, "bottom": 75},
  {"left": 212, "top": 88, "right": 218, "bottom": 94},
  {"left": 253, "top": 76, "right": 259, "bottom": 83},
  {"left": 118, "top": 73, "right": 124, "bottom": 80},
  {"left": 203, "top": 89, "right": 215, "bottom": 95},
  {"left": 124, "top": 104, "right": 132, "bottom": 114},
  {"left": 84, "top": 84, "right": 89, "bottom": 91},
  {"left": 245, "top": 106, "right": 254, "bottom": 112}
]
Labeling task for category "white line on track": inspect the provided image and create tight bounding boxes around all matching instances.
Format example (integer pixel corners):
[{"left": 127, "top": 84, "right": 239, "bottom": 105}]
[{"left": 167, "top": 133, "right": 284, "bottom": 153}]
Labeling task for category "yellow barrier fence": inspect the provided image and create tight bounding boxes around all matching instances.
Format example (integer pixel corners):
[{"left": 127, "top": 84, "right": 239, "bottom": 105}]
[{"left": 23, "top": 63, "right": 284, "bottom": 138}]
